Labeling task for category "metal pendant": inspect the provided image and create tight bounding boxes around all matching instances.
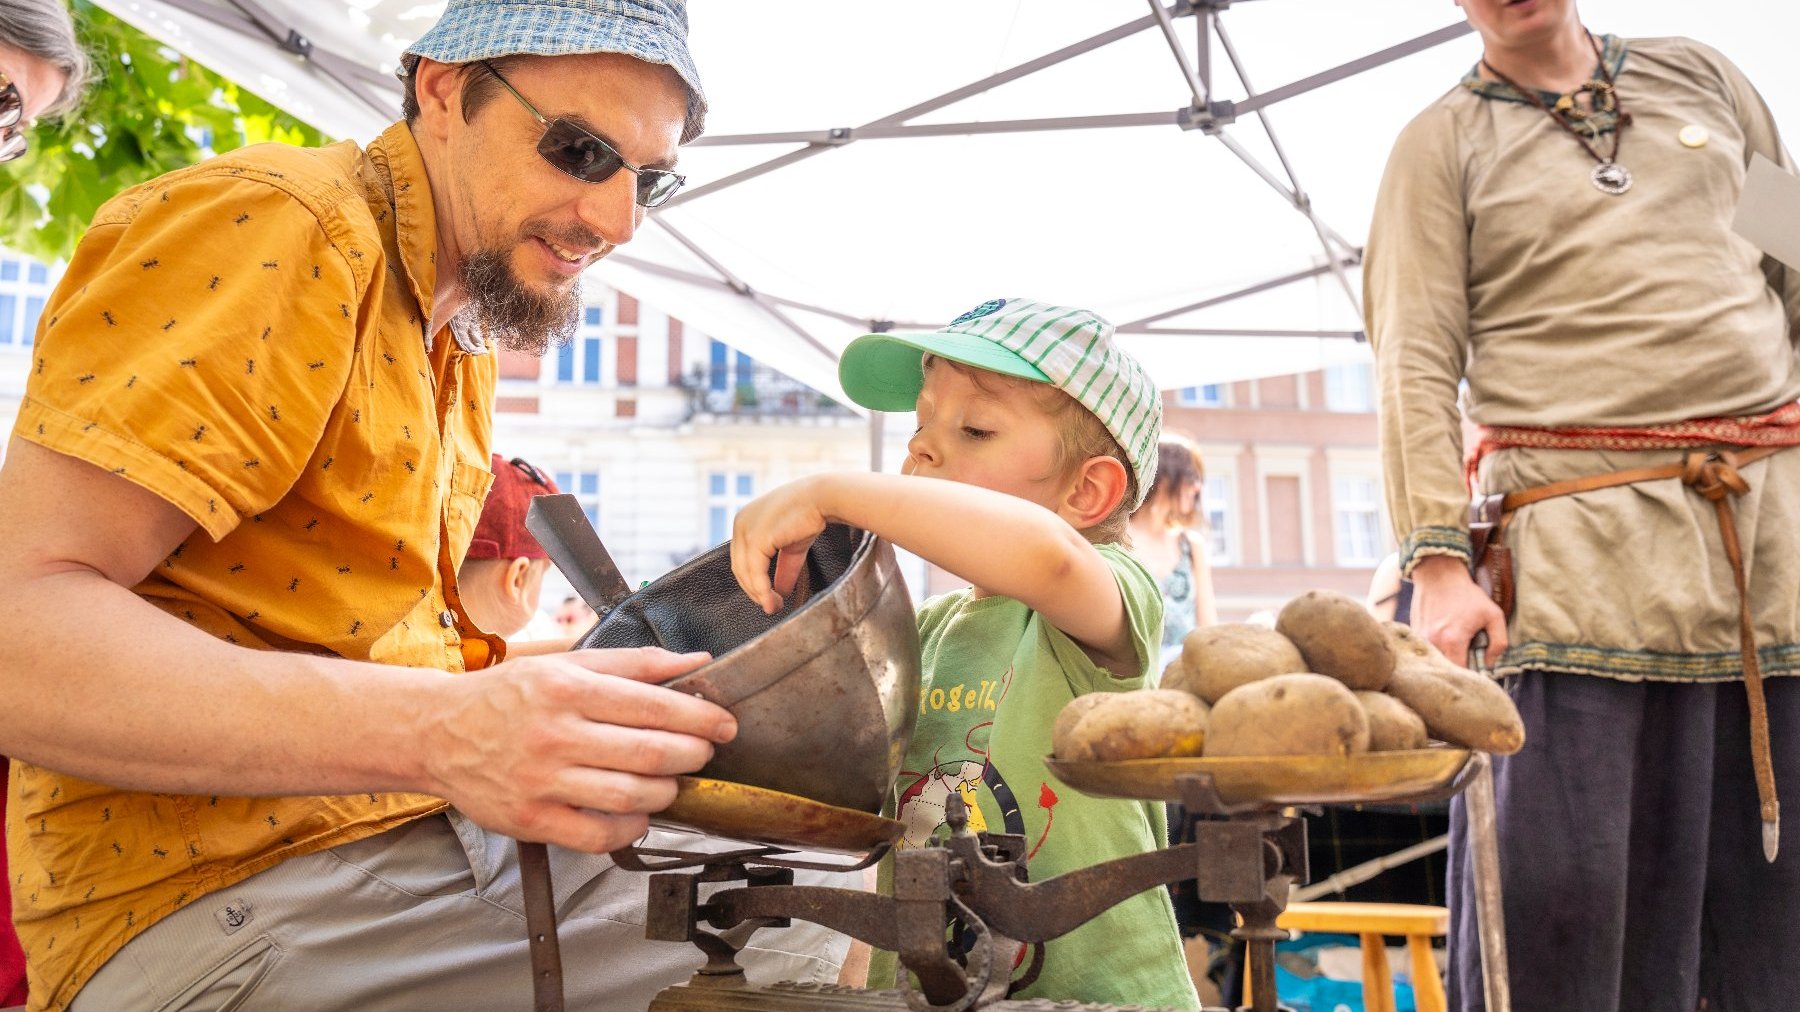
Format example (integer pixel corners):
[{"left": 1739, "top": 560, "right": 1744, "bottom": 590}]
[{"left": 1591, "top": 161, "right": 1632, "bottom": 195}]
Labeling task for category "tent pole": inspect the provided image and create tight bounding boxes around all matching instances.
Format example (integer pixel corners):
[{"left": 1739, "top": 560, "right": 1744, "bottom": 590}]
[
  {"left": 668, "top": 8, "right": 1174, "bottom": 206},
  {"left": 1119, "top": 258, "right": 1360, "bottom": 329},
  {"left": 654, "top": 221, "right": 840, "bottom": 361},
  {"left": 1148, "top": 0, "right": 1208, "bottom": 109},
  {"left": 1120, "top": 326, "right": 1362, "bottom": 339},
  {"left": 1213, "top": 16, "right": 1362, "bottom": 317},
  {"left": 1234, "top": 22, "right": 1474, "bottom": 116}
]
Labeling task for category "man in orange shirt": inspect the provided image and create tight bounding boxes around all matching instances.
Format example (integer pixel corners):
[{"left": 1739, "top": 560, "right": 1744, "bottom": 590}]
[{"left": 0, "top": 2, "right": 850, "bottom": 1008}]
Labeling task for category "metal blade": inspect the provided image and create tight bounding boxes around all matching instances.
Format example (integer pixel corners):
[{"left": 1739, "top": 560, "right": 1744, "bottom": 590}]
[{"left": 526, "top": 494, "right": 633, "bottom": 616}]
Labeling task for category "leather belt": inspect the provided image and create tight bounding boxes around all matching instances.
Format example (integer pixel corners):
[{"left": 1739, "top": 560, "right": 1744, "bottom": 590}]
[
  {"left": 519, "top": 840, "right": 565, "bottom": 1012},
  {"left": 1493, "top": 444, "right": 1788, "bottom": 861}
]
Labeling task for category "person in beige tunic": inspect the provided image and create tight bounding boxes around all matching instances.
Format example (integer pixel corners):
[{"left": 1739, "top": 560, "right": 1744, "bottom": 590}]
[{"left": 1366, "top": 1, "right": 1800, "bottom": 1009}]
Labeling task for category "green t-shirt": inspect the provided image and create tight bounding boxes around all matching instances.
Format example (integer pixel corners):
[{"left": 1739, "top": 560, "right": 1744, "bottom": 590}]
[{"left": 868, "top": 543, "right": 1199, "bottom": 1010}]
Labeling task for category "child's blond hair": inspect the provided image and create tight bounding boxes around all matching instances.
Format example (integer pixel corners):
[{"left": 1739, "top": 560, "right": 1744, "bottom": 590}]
[{"left": 926, "top": 356, "right": 1138, "bottom": 546}]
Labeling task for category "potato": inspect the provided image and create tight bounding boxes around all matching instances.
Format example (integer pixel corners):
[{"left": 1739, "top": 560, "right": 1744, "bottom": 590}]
[
  {"left": 1382, "top": 622, "right": 1526, "bottom": 755},
  {"left": 1203, "top": 673, "right": 1370, "bottom": 758},
  {"left": 1051, "top": 692, "right": 1113, "bottom": 761},
  {"left": 1355, "top": 691, "right": 1429, "bottom": 751},
  {"left": 1165, "top": 623, "right": 1307, "bottom": 703},
  {"left": 1056, "top": 689, "right": 1209, "bottom": 762},
  {"left": 1276, "top": 590, "right": 1396, "bottom": 691}
]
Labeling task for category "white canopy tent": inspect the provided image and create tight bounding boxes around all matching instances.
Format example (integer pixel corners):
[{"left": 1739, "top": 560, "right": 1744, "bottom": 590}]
[{"left": 89, "top": 0, "right": 1800, "bottom": 401}]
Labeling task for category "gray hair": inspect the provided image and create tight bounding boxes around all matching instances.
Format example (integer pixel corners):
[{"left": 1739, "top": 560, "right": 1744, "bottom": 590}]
[{"left": 0, "top": 0, "right": 91, "bottom": 118}]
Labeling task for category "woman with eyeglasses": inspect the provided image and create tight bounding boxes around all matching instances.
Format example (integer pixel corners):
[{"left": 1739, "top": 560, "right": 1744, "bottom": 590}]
[
  {"left": 0, "top": 0, "right": 88, "bottom": 165},
  {"left": 0, "top": 6, "right": 85, "bottom": 1007}
]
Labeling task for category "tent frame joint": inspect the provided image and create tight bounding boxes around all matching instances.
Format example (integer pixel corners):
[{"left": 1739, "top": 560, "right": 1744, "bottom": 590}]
[{"left": 1178, "top": 101, "right": 1237, "bottom": 132}]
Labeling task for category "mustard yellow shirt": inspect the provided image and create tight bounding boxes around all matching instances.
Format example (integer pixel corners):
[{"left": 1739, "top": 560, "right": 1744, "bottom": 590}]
[{"left": 6, "top": 122, "right": 501, "bottom": 1011}]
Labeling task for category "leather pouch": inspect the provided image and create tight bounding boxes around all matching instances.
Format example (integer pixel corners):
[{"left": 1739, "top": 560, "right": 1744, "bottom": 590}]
[{"left": 1467, "top": 493, "right": 1516, "bottom": 618}]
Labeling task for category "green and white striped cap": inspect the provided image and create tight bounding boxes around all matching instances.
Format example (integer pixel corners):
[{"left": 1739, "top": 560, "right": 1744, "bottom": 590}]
[{"left": 839, "top": 298, "right": 1162, "bottom": 506}]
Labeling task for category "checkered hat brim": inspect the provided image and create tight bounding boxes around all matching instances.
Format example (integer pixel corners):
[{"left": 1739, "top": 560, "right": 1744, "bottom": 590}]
[{"left": 840, "top": 298, "right": 1163, "bottom": 506}]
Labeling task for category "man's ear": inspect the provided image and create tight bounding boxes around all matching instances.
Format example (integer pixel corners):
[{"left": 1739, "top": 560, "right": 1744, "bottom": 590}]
[
  {"left": 412, "top": 58, "right": 464, "bottom": 142},
  {"left": 1061, "top": 456, "right": 1130, "bottom": 529}
]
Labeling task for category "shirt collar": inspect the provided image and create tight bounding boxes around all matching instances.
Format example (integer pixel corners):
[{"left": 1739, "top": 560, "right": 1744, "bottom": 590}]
[
  {"left": 1461, "top": 33, "right": 1628, "bottom": 106},
  {"left": 367, "top": 121, "right": 488, "bottom": 357}
]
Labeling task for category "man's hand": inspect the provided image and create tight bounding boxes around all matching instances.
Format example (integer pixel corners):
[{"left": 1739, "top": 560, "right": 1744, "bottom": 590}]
[
  {"left": 1410, "top": 555, "right": 1508, "bottom": 668},
  {"left": 730, "top": 476, "right": 834, "bottom": 615},
  {"left": 422, "top": 646, "right": 734, "bottom": 853}
]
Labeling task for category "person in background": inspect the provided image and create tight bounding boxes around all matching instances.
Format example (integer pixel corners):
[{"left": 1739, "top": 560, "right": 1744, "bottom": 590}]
[
  {"left": 0, "top": 0, "right": 87, "bottom": 164},
  {"left": 456, "top": 454, "right": 571, "bottom": 652},
  {"left": 1127, "top": 434, "right": 1218, "bottom": 673},
  {"left": 1365, "top": 551, "right": 1411, "bottom": 625},
  {"left": 1367, "top": 0, "right": 1800, "bottom": 1006},
  {"left": 0, "top": 2, "right": 88, "bottom": 1006},
  {"left": 555, "top": 593, "right": 599, "bottom": 639}
]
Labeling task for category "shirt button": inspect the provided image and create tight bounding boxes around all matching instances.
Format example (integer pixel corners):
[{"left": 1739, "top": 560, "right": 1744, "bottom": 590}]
[{"left": 438, "top": 610, "right": 456, "bottom": 628}]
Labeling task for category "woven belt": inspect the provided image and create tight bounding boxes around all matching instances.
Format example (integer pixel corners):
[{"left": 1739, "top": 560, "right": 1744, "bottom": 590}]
[{"left": 1494, "top": 444, "right": 1788, "bottom": 861}]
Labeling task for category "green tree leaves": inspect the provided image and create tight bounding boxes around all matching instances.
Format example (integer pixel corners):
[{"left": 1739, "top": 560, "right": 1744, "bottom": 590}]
[{"left": 2, "top": 1, "right": 329, "bottom": 264}]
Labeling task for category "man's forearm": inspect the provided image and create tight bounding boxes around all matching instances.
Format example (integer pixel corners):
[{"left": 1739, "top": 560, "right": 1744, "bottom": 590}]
[{"left": 0, "top": 565, "right": 445, "bottom": 797}]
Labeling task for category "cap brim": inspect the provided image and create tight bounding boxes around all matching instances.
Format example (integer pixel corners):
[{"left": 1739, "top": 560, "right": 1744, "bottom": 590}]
[{"left": 838, "top": 330, "right": 1052, "bottom": 411}]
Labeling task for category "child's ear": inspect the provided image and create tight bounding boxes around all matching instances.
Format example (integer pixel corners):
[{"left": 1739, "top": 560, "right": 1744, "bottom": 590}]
[{"left": 1062, "top": 456, "right": 1130, "bottom": 529}]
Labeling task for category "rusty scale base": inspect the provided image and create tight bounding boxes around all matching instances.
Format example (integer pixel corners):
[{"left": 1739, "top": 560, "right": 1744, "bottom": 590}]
[{"left": 633, "top": 770, "right": 1355, "bottom": 1012}]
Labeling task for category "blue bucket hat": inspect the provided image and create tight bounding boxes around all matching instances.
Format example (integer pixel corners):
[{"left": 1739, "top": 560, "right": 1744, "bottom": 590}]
[{"left": 404, "top": 0, "right": 707, "bottom": 143}]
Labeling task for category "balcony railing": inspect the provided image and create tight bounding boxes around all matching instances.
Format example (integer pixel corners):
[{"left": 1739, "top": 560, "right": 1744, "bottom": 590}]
[{"left": 680, "top": 364, "right": 856, "bottom": 418}]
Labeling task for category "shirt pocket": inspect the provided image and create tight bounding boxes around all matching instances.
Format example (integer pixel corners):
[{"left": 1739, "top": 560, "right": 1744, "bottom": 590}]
[{"left": 444, "top": 457, "right": 494, "bottom": 565}]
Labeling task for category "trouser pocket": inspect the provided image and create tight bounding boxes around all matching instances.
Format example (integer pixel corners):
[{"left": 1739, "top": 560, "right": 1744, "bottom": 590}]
[{"left": 156, "top": 933, "right": 282, "bottom": 1012}]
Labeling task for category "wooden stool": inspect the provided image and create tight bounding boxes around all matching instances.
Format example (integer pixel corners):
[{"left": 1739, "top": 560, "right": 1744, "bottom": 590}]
[{"left": 1245, "top": 901, "right": 1448, "bottom": 1012}]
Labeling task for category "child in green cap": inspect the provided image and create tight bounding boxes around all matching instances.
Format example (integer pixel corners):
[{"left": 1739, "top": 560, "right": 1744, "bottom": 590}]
[{"left": 729, "top": 298, "right": 1198, "bottom": 1009}]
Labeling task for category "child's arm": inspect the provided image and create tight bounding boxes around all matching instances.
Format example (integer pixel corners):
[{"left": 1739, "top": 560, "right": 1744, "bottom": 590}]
[{"left": 730, "top": 473, "right": 1139, "bottom": 676}]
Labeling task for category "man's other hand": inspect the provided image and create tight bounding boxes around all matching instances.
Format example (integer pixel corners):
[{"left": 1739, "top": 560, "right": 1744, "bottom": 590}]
[{"left": 1410, "top": 554, "right": 1508, "bottom": 669}]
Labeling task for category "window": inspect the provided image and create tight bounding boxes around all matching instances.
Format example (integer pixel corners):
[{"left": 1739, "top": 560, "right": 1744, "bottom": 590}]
[
  {"left": 0, "top": 294, "right": 14, "bottom": 344},
  {"left": 1324, "top": 363, "right": 1375, "bottom": 412},
  {"left": 553, "top": 310, "right": 606, "bottom": 385},
  {"left": 1333, "top": 475, "right": 1384, "bottom": 566},
  {"left": 22, "top": 297, "right": 44, "bottom": 345},
  {"left": 553, "top": 470, "right": 602, "bottom": 528},
  {"left": 706, "top": 470, "right": 755, "bottom": 546},
  {"left": 1177, "top": 384, "right": 1225, "bottom": 407},
  {"left": 1201, "top": 474, "right": 1235, "bottom": 565},
  {"left": 0, "top": 260, "right": 17, "bottom": 282},
  {"left": 708, "top": 340, "right": 755, "bottom": 394},
  {"left": 26, "top": 263, "right": 46, "bottom": 284}
]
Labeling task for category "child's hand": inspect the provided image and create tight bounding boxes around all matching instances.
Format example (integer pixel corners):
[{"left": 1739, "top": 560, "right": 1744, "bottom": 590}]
[{"left": 730, "top": 476, "right": 834, "bottom": 615}]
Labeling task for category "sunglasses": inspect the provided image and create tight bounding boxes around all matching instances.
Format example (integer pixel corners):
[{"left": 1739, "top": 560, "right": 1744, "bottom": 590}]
[
  {"left": 0, "top": 73, "right": 25, "bottom": 164},
  {"left": 481, "top": 62, "right": 685, "bottom": 209}
]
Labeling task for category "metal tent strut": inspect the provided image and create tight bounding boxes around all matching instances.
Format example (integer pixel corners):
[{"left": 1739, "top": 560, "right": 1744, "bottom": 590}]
[
  {"left": 151, "top": 0, "right": 403, "bottom": 118},
  {"left": 649, "top": 3, "right": 1473, "bottom": 358}
]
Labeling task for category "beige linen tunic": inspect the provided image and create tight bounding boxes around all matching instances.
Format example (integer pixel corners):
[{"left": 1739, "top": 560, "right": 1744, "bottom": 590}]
[{"left": 1366, "top": 36, "right": 1800, "bottom": 680}]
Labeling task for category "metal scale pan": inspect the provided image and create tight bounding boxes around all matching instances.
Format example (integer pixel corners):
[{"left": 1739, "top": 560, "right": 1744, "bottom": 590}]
[
  {"left": 1046, "top": 745, "right": 1476, "bottom": 808},
  {"left": 529, "top": 496, "right": 920, "bottom": 850}
]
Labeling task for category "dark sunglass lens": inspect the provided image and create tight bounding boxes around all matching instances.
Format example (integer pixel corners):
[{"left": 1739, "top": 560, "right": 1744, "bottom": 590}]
[
  {"left": 0, "top": 131, "right": 25, "bottom": 163},
  {"left": 0, "top": 85, "right": 21, "bottom": 130},
  {"left": 538, "top": 120, "right": 623, "bottom": 183},
  {"left": 639, "top": 171, "right": 683, "bottom": 208}
]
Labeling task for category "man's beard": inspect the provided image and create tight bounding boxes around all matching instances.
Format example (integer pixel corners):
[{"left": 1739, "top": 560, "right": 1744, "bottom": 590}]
[{"left": 459, "top": 246, "right": 582, "bottom": 356}]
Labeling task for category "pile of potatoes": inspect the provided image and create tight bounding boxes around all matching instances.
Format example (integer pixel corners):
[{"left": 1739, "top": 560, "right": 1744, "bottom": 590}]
[{"left": 1052, "top": 590, "right": 1526, "bottom": 763}]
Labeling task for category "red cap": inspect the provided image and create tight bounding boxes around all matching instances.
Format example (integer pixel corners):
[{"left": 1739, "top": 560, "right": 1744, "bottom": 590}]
[{"left": 467, "top": 454, "right": 561, "bottom": 561}]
